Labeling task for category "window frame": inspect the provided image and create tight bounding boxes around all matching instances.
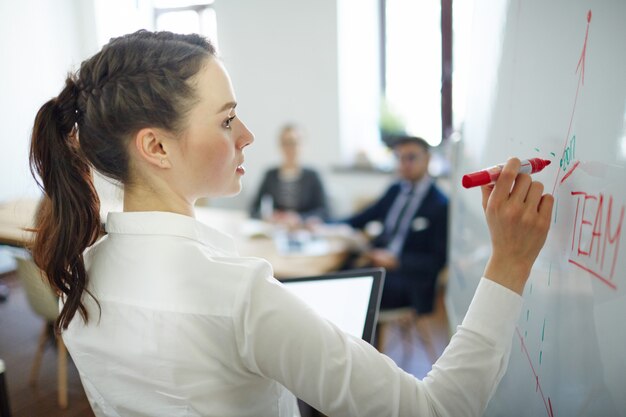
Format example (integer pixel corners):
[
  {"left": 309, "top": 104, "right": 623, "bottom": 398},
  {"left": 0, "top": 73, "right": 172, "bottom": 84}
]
[
  {"left": 379, "top": 0, "right": 453, "bottom": 143},
  {"left": 153, "top": 3, "right": 214, "bottom": 34}
]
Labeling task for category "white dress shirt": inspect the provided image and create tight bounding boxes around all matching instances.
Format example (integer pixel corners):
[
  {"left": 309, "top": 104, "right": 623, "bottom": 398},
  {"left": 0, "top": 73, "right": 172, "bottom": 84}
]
[{"left": 63, "top": 211, "right": 522, "bottom": 417}]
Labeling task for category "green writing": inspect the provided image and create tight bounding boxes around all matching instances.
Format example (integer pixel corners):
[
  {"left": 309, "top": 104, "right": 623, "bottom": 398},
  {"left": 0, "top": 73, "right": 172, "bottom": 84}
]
[{"left": 560, "top": 135, "right": 576, "bottom": 172}]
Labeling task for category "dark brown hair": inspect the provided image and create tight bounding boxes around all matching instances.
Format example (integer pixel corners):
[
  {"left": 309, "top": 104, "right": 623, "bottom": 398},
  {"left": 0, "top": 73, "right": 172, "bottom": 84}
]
[
  {"left": 29, "top": 30, "right": 216, "bottom": 332},
  {"left": 391, "top": 135, "right": 430, "bottom": 153}
]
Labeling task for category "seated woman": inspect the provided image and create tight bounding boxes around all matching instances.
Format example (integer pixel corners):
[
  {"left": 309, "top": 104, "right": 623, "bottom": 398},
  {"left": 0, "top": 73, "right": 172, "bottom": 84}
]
[{"left": 250, "top": 124, "right": 329, "bottom": 225}]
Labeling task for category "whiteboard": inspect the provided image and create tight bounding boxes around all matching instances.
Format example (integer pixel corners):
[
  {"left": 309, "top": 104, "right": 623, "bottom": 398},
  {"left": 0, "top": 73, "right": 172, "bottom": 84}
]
[{"left": 446, "top": 1, "right": 626, "bottom": 416}]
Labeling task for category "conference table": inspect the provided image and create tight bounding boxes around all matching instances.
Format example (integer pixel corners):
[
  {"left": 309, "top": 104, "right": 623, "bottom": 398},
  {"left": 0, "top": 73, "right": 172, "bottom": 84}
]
[{"left": 0, "top": 198, "right": 352, "bottom": 278}]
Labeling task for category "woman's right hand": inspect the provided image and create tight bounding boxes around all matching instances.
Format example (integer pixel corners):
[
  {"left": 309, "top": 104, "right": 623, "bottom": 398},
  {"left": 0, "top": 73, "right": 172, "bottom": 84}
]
[{"left": 480, "top": 158, "right": 554, "bottom": 295}]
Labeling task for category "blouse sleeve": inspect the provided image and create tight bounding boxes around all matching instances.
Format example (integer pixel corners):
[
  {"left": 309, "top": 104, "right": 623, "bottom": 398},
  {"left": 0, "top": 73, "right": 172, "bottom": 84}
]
[{"left": 233, "top": 262, "right": 522, "bottom": 417}]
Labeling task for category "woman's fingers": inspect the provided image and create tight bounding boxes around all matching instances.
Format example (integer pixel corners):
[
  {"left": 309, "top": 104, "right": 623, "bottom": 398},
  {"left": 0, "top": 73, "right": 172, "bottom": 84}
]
[
  {"left": 524, "top": 181, "right": 544, "bottom": 211},
  {"left": 510, "top": 173, "right": 532, "bottom": 203},
  {"left": 481, "top": 184, "right": 495, "bottom": 211},
  {"left": 538, "top": 193, "right": 555, "bottom": 221},
  {"left": 488, "top": 158, "right": 521, "bottom": 208}
]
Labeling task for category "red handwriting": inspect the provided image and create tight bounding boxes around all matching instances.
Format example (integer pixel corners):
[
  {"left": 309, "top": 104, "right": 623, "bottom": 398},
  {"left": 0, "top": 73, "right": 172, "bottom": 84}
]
[
  {"left": 552, "top": 10, "right": 592, "bottom": 194},
  {"left": 516, "top": 328, "right": 554, "bottom": 417},
  {"left": 560, "top": 160, "right": 580, "bottom": 185},
  {"left": 569, "top": 191, "right": 624, "bottom": 289},
  {"left": 576, "top": 10, "right": 592, "bottom": 85}
]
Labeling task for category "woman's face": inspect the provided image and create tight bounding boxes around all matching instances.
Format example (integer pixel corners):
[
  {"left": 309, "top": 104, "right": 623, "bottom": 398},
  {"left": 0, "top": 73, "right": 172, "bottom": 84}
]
[
  {"left": 169, "top": 58, "right": 254, "bottom": 200},
  {"left": 280, "top": 128, "right": 301, "bottom": 166}
]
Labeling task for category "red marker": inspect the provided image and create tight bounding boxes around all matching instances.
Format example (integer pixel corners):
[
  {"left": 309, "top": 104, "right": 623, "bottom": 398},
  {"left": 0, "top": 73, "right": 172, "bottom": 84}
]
[{"left": 462, "top": 158, "right": 552, "bottom": 189}]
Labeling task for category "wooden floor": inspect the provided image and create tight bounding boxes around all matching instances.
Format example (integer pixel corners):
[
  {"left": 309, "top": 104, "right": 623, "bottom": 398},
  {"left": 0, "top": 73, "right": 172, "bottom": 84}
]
[
  {"left": 377, "top": 288, "right": 451, "bottom": 379},
  {"left": 0, "top": 272, "right": 94, "bottom": 417},
  {"left": 0, "top": 271, "right": 449, "bottom": 417}
]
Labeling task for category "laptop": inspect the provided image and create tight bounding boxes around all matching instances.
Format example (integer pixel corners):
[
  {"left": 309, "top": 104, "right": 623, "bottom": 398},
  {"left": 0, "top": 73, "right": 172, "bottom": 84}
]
[{"left": 280, "top": 268, "right": 385, "bottom": 345}]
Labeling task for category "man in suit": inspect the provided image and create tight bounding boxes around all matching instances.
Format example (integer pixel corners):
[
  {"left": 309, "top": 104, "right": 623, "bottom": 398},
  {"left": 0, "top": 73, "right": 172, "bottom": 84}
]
[{"left": 342, "top": 136, "right": 448, "bottom": 360}]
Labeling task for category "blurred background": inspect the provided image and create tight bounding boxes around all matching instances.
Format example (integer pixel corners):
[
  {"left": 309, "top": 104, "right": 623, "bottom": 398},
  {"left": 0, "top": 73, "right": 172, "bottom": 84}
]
[{"left": 0, "top": 0, "right": 474, "bottom": 218}]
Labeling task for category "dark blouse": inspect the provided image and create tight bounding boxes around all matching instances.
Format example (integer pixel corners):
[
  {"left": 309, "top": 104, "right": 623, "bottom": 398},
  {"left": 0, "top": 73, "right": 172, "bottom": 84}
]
[{"left": 250, "top": 167, "right": 329, "bottom": 220}]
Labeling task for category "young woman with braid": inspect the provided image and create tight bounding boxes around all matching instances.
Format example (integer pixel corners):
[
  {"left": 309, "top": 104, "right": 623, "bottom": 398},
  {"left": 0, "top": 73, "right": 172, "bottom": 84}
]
[{"left": 30, "top": 30, "right": 554, "bottom": 417}]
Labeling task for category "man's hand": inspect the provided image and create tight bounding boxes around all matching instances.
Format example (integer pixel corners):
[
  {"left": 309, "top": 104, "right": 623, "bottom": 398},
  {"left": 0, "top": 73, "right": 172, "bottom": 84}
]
[{"left": 367, "top": 249, "right": 399, "bottom": 270}]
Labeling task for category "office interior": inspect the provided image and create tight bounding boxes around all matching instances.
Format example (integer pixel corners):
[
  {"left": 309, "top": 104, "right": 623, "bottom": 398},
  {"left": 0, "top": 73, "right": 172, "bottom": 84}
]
[{"left": 0, "top": 0, "right": 468, "bottom": 415}]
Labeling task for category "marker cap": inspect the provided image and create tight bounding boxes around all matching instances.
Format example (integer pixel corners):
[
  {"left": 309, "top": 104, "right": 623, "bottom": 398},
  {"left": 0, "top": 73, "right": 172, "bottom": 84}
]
[{"left": 462, "top": 171, "right": 491, "bottom": 188}]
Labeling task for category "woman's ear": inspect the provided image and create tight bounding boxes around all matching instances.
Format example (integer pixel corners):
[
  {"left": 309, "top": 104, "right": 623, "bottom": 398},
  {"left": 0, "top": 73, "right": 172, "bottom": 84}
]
[{"left": 133, "top": 128, "right": 171, "bottom": 168}]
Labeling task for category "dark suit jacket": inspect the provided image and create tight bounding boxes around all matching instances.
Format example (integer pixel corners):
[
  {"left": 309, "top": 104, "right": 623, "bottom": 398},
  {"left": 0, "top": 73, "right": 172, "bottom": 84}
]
[{"left": 344, "top": 181, "right": 448, "bottom": 313}]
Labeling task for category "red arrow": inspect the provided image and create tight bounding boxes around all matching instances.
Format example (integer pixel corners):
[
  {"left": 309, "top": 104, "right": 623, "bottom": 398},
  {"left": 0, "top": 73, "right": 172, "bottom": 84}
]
[
  {"left": 516, "top": 327, "right": 555, "bottom": 417},
  {"left": 552, "top": 10, "right": 592, "bottom": 194},
  {"left": 576, "top": 10, "right": 592, "bottom": 85}
]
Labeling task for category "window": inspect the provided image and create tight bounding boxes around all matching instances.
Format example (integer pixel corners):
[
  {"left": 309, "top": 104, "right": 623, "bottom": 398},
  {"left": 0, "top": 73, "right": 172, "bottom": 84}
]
[
  {"left": 380, "top": 0, "right": 453, "bottom": 147},
  {"left": 153, "top": 0, "right": 218, "bottom": 47},
  {"left": 451, "top": 0, "right": 474, "bottom": 140},
  {"left": 93, "top": 0, "right": 217, "bottom": 49}
]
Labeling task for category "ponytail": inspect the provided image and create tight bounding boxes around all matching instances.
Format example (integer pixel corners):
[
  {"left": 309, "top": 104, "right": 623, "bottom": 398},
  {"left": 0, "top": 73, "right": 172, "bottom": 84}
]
[
  {"left": 29, "top": 75, "right": 102, "bottom": 332},
  {"left": 28, "top": 31, "right": 216, "bottom": 332}
]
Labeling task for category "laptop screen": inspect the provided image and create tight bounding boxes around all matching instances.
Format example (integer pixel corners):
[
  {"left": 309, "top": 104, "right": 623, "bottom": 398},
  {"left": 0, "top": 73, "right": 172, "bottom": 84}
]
[{"left": 280, "top": 268, "right": 385, "bottom": 344}]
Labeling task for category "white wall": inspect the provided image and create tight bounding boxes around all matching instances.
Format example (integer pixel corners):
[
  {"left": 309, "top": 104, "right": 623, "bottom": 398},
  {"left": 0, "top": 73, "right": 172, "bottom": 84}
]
[
  {"left": 212, "top": 0, "right": 340, "bottom": 212},
  {"left": 213, "top": 0, "right": 391, "bottom": 216},
  {"left": 0, "top": 0, "right": 97, "bottom": 202}
]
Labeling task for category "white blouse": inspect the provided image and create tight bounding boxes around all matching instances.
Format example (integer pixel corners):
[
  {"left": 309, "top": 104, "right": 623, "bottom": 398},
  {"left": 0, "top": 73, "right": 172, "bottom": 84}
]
[{"left": 63, "top": 211, "right": 522, "bottom": 417}]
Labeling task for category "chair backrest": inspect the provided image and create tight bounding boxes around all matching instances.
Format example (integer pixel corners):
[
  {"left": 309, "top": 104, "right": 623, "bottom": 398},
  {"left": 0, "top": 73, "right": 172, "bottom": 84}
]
[{"left": 15, "top": 256, "right": 59, "bottom": 321}]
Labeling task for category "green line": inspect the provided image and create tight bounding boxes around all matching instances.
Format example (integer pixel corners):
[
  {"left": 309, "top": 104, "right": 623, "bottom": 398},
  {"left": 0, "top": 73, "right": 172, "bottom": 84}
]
[
  {"left": 542, "top": 318, "right": 546, "bottom": 341},
  {"left": 550, "top": 152, "right": 556, "bottom": 157},
  {"left": 527, "top": 309, "right": 530, "bottom": 321},
  {"left": 548, "top": 263, "right": 552, "bottom": 286},
  {"left": 554, "top": 197, "right": 559, "bottom": 223},
  {"left": 525, "top": 330, "right": 528, "bottom": 339},
  {"left": 530, "top": 283, "right": 533, "bottom": 294},
  {"left": 535, "top": 147, "right": 540, "bottom": 152},
  {"left": 540, "top": 350, "right": 543, "bottom": 365}
]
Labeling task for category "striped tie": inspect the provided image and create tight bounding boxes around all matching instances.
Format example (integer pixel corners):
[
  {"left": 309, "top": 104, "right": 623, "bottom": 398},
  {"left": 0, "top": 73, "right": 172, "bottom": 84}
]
[{"left": 376, "top": 187, "right": 415, "bottom": 248}]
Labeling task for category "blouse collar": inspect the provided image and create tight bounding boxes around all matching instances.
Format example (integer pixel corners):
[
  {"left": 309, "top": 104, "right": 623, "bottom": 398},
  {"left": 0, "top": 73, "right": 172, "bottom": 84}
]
[{"left": 105, "top": 211, "right": 238, "bottom": 255}]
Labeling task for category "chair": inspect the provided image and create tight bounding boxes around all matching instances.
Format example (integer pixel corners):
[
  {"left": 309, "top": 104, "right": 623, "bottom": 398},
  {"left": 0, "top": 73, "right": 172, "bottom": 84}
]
[
  {"left": 14, "top": 254, "right": 68, "bottom": 409},
  {"left": 375, "top": 267, "right": 449, "bottom": 366},
  {"left": 376, "top": 307, "right": 438, "bottom": 365}
]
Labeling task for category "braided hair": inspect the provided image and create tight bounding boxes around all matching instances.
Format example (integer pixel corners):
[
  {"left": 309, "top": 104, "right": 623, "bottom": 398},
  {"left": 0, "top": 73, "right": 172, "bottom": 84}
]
[{"left": 29, "top": 30, "right": 216, "bottom": 331}]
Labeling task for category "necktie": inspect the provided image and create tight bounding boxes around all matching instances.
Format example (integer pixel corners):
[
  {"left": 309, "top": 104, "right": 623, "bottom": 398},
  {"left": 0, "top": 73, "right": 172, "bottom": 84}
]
[{"left": 377, "top": 187, "right": 415, "bottom": 247}]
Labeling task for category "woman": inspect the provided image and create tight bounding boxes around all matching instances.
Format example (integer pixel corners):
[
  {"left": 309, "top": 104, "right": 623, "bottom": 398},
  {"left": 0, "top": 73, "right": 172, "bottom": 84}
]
[
  {"left": 250, "top": 124, "right": 329, "bottom": 225},
  {"left": 30, "top": 30, "right": 553, "bottom": 417}
]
